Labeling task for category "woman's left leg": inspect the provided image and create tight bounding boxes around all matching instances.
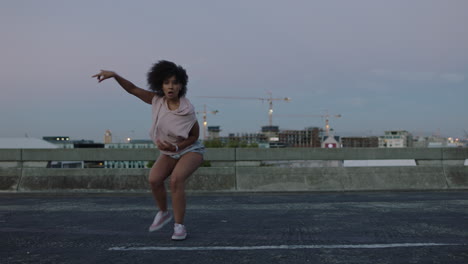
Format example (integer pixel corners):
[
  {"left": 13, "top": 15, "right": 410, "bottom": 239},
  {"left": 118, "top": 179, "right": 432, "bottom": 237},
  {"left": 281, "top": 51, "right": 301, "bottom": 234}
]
[{"left": 169, "top": 152, "right": 203, "bottom": 224}]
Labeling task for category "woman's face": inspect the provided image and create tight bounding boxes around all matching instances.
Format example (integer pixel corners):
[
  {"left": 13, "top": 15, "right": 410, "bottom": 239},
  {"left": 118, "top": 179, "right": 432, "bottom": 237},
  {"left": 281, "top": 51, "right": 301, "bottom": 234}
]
[{"left": 162, "top": 75, "right": 181, "bottom": 99}]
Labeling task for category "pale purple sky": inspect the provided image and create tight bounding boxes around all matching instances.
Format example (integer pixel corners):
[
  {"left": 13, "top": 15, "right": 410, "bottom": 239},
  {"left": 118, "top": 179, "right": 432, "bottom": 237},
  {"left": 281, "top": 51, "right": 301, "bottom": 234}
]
[{"left": 1, "top": 0, "right": 467, "bottom": 142}]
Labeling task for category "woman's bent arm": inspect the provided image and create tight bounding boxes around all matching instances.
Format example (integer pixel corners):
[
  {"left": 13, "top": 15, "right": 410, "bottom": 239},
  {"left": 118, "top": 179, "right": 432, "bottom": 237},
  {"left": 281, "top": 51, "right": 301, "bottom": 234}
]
[
  {"left": 155, "top": 122, "right": 201, "bottom": 152},
  {"left": 92, "top": 70, "right": 154, "bottom": 104},
  {"left": 179, "top": 121, "right": 200, "bottom": 149}
]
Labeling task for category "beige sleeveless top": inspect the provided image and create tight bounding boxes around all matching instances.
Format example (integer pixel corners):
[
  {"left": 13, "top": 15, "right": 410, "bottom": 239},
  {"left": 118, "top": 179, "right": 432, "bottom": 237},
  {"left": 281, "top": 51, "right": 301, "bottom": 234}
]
[{"left": 149, "top": 95, "right": 197, "bottom": 155}]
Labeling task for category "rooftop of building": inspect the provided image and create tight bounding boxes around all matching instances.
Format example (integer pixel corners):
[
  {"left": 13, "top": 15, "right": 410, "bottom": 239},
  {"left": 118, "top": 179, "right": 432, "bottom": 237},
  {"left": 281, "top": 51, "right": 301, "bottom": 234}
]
[{"left": 0, "top": 137, "right": 59, "bottom": 149}]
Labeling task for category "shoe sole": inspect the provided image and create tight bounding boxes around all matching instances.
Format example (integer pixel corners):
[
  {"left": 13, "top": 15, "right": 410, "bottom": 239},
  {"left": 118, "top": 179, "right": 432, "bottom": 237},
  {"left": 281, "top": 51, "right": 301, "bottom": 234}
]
[
  {"left": 171, "top": 234, "right": 187, "bottom": 241},
  {"left": 148, "top": 215, "right": 172, "bottom": 232}
]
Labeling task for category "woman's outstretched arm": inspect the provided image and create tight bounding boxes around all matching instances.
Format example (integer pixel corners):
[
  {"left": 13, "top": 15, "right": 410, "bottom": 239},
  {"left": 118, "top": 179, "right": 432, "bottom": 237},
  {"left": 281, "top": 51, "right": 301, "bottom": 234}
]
[{"left": 92, "top": 70, "right": 155, "bottom": 104}]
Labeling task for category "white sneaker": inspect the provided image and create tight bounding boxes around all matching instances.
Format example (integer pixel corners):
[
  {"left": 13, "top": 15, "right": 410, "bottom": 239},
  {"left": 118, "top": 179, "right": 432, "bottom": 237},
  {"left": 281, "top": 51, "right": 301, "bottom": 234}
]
[
  {"left": 148, "top": 211, "right": 172, "bottom": 232},
  {"left": 171, "top": 223, "right": 187, "bottom": 240}
]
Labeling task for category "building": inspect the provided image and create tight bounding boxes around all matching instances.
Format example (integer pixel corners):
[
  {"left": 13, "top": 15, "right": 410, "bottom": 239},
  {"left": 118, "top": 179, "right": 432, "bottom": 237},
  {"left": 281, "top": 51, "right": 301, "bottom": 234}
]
[
  {"left": 72, "top": 140, "right": 103, "bottom": 148},
  {"left": 71, "top": 140, "right": 105, "bottom": 168},
  {"left": 412, "top": 136, "right": 428, "bottom": 148},
  {"left": 412, "top": 136, "right": 442, "bottom": 148},
  {"left": 278, "top": 127, "right": 321, "bottom": 147},
  {"left": 411, "top": 135, "right": 467, "bottom": 148},
  {"left": 43, "top": 136, "right": 70, "bottom": 143},
  {"left": 226, "top": 133, "right": 268, "bottom": 146},
  {"left": 104, "top": 130, "right": 112, "bottom": 144},
  {"left": 1, "top": 137, "right": 59, "bottom": 149},
  {"left": 447, "top": 137, "right": 465, "bottom": 148},
  {"left": 43, "top": 137, "right": 106, "bottom": 167},
  {"left": 342, "top": 137, "right": 379, "bottom": 148},
  {"left": 261, "top": 126, "right": 279, "bottom": 141},
  {"left": 379, "top": 130, "right": 413, "bottom": 148},
  {"left": 207, "top": 126, "right": 323, "bottom": 148},
  {"left": 207, "top": 126, "right": 221, "bottom": 140},
  {"left": 43, "top": 136, "right": 74, "bottom": 148},
  {"left": 105, "top": 139, "right": 155, "bottom": 169},
  {"left": 106, "top": 140, "right": 154, "bottom": 149},
  {"left": 321, "top": 136, "right": 341, "bottom": 148},
  {"left": 0, "top": 137, "right": 81, "bottom": 168}
]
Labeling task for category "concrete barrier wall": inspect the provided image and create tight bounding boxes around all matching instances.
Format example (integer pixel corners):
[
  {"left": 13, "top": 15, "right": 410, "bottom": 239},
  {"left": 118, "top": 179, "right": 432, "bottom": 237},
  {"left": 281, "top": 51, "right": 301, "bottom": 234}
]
[
  {"left": 0, "top": 148, "right": 467, "bottom": 192},
  {"left": 235, "top": 148, "right": 446, "bottom": 160},
  {"left": 11, "top": 167, "right": 236, "bottom": 192},
  {"left": 445, "top": 167, "right": 468, "bottom": 189},
  {"left": 0, "top": 168, "right": 21, "bottom": 191},
  {"left": 3, "top": 148, "right": 465, "bottom": 161},
  {"left": 236, "top": 167, "right": 450, "bottom": 191}
]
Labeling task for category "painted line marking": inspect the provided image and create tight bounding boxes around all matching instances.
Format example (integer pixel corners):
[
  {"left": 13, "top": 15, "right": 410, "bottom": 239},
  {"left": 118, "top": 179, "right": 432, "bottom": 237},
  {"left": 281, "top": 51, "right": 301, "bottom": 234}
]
[{"left": 109, "top": 243, "right": 463, "bottom": 251}]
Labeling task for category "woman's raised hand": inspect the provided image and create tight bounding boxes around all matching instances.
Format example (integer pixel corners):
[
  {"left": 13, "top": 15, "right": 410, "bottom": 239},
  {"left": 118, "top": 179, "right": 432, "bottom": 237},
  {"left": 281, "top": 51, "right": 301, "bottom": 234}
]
[{"left": 92, "top": 70, "right": 115, "bottom": 83}]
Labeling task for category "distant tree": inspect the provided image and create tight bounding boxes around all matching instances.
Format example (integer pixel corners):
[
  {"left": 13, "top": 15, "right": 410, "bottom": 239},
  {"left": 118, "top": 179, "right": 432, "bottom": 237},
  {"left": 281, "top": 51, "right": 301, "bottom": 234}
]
[
  {"left": 200, "top": 160, "right": 211, "bottom": 167},
  {"left": 203, "top": 139, "right": 224, "bottom": 148},
  {"left": 226, "top": 140, "right": 240, "bottom": 148},
  {"left": 225, "top": 140, "right": 259, "bottom": 148},
  {"left": 239, "top": 141, "right": 249, "bottom": 148},
  {"left": 146, "top": 160, "right": 155, "bottom": 168}
]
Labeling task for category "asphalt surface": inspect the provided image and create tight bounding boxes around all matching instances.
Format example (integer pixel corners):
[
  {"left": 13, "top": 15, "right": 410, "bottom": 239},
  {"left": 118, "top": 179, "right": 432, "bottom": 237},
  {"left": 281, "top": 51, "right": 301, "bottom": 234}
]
[{"left": 1, "top": 191, "right": 467, "bottom": 264}]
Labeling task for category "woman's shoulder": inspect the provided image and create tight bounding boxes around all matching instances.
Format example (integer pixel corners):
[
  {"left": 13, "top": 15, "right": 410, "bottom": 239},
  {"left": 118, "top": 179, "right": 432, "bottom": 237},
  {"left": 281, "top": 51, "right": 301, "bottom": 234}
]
[
  {"left": 180, "top": 96, "right": 195, "bottom": 108},
  {"left": 152, "top": 95, "right": 164, "bottom": 105}
]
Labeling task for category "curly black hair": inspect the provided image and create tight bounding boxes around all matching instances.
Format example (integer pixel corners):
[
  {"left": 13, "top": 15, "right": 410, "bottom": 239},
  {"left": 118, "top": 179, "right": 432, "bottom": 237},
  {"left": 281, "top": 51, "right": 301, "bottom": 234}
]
[{"left": 147, "top": 60, "right": 188, "bottom": 97}]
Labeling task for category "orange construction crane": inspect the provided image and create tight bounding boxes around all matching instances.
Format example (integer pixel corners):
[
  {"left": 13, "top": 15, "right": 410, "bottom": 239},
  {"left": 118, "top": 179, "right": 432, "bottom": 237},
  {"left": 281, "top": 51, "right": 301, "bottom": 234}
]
[
  {"left": 198, "top": 92, "right": 291, "bottom": 127},
  {"left": 196, "top": 104, "right": 219, "bottom": 140},
  {"left": 277, "top": 112, "right": 342, "bottom": 137}
]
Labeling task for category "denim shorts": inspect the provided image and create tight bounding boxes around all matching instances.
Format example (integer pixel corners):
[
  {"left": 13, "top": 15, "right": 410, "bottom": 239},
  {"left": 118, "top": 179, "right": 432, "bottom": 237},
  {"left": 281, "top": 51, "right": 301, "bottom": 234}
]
[{"left": 169, "top": 141, "right": 205, "bottom": 160}]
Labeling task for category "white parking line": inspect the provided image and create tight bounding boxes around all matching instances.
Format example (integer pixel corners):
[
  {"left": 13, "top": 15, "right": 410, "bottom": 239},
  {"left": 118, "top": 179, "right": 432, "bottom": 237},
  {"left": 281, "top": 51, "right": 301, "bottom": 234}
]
[{"left": 109, "top": 243, "right": 462, "bottom": 251}]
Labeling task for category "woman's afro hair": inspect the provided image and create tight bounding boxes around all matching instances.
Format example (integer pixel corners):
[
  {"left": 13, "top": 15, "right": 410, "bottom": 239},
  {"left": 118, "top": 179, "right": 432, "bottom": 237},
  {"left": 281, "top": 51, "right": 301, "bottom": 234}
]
[{"left": 147, "top": 60, "right": 188, "bottom": 97}]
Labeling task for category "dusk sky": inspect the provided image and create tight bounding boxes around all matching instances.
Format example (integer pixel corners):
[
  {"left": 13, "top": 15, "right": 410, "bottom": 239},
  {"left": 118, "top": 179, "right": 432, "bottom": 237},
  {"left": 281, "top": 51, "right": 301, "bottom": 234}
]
[{"left": 1, "top": 0, "right": 467, "bottom": 143}]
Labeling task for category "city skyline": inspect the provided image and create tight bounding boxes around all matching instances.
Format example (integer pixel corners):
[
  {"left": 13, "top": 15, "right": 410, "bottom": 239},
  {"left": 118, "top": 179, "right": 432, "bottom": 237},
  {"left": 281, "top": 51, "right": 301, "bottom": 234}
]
[
  {"left": 32, "top": 126, "right": 465, "bottom": 145},
  {"left": 1, "top": 1, "right": 467, "bottom": 142}
]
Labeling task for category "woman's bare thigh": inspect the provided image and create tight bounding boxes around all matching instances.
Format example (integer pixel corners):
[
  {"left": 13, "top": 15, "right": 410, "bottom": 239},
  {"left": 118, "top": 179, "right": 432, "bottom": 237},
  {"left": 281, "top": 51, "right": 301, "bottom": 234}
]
[
  {"left": 170, "top": 152, "right": 204, "bottom": 183},
  {"left": 149, "top": 154, "right": 178, "bottom": 184}
]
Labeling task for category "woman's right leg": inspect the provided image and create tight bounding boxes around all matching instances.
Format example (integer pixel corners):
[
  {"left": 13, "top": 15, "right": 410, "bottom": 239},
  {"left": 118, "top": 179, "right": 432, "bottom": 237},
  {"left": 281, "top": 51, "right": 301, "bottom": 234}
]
[{"left": 148, "top": 154, "right": 177, "bottom": 211}]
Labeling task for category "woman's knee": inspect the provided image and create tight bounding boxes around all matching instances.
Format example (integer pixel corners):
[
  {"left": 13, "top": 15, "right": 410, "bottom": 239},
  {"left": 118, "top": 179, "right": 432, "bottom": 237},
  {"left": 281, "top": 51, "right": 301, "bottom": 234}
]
[
  {"left": 170, "top": 176, "right": 185, "bottom": 192},
  {"left": 148, "top": 176, "right": 165, "bottom": 187}
]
